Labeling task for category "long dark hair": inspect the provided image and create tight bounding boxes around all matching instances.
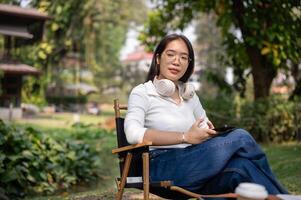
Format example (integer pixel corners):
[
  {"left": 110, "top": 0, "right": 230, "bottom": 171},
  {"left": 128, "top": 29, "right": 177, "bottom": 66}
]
[{"left": 146, "top": 34, "right": 195, "bottom": 83}]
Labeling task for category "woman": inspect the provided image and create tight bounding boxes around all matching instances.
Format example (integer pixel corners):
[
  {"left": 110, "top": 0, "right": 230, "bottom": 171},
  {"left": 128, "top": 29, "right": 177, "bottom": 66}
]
[{"left": 124, "top": 33, "right": 288, "bottom": 197}]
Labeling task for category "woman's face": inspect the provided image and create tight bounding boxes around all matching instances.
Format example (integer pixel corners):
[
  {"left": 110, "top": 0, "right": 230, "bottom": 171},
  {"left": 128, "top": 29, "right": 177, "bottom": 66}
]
[{"left": 157, "top": 39, "right": 189, "bottom": 82}]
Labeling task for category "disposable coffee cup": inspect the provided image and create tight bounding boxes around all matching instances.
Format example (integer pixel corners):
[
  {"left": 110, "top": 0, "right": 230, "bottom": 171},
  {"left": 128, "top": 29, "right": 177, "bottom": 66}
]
[{"left": 235, "top": 183, "right": 268, "bottom": 200}]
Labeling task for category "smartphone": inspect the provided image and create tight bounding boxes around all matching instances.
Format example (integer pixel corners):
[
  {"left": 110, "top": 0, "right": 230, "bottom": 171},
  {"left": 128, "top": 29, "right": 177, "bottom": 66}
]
[{"left": 213, "top": 125, "right": 236, "bottom": 133}]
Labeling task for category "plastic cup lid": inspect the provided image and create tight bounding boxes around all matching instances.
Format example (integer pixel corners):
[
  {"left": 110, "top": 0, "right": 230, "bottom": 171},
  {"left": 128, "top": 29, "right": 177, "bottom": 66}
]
[{"left": 235, "top": 183, "right": 268, "bottom": 199}]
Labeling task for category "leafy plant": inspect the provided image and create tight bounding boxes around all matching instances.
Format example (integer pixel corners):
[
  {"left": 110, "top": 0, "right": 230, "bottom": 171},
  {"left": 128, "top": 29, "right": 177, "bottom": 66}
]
[
  {"left": 0, "top": 120, "right": 101, "bottom": 198},
  {"left": 201, "top": 95, "right": 300, "bottom": 143},
  {"left": 140, "top": 0, "right": 301, "bottom": 99}
]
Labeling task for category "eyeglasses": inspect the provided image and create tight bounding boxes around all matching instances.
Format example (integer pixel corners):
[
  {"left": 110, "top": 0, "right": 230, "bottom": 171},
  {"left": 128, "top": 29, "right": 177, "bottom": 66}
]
[{"left": 163, "top": 50, "right": 191, "bottom": 65}]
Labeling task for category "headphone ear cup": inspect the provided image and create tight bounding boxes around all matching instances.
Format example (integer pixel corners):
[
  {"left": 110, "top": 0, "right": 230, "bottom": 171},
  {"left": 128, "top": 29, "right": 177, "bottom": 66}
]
[
  {"left": 153, "top": 77, "right": 175, "bottom": 97},
  {"left": 181, "top": 83, "right": 195, "bottom": 100}
]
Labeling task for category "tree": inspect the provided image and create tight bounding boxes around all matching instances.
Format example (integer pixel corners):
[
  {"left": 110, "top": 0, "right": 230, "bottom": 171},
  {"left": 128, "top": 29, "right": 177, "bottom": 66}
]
[
  {"left": 80, "top": 0, "right": 147, "bottom": 94},
  {"left": 194, "top": 12, "right": 233, "bottom": 96},
  {"left": 30, "top": 0, "right": 147, "bottom": 93},
  {"left": 1, "top": 0, "right": 147, "bottom": 103},
  {"left": 140, "top": 0, "right": 301, "bottom": 100}
]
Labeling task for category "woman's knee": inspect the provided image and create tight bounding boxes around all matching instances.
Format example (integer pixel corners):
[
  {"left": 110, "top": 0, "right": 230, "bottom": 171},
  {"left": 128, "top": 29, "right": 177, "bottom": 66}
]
[
  {"left": 232, "top": 128, "right": 250, "bottom": 136},
  {"left": 231, "top": 128, "right": 255, "bottom": 143}
]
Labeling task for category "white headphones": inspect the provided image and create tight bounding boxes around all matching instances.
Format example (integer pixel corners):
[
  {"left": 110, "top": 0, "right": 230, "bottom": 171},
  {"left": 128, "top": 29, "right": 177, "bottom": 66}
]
[{"left": 153, "top": 76, "right": 195, "bottom": 100}]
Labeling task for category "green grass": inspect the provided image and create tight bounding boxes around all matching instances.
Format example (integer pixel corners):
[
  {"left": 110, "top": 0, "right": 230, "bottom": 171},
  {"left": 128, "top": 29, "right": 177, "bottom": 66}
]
[
  {"left": 262, "top": 143, "right": 301, "bottom": 194},
  {"left": 14, "top": 112, "right": 111, "bottom": 129}
]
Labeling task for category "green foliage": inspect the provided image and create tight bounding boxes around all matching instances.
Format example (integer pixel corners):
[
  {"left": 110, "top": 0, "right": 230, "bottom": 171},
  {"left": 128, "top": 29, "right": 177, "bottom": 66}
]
[
  {"left": 46, "top": 95, "right": 87, "bottom": 105},
  {"left": 201, "top": 95, "right": 300, "bottom": 143},
  {"left": 138, "top": 10, "right": 167, "bottom": 52},
  {"left": 1, "top": 0, "right": 147, "bottom": 105},
  {"left": 193, "top": 13, "right": 235, "bottom": 96},
  {"left": 21, "top": 77, "right": 47, "bottom": 106},
  {"left": 0, "top": 0, "right": 21, "bottom": 4},
  {"left": 0, "top": 120, "right": 103, "bottom": 198},
  {"left": 140, "top": 0, "right": 301, "bottom": 99},
  {"left": 30, "top": 0, "right": 147, "bottom": 96},
  {"left": 240, "top": 97, "right": 296, "bottom": 143}
]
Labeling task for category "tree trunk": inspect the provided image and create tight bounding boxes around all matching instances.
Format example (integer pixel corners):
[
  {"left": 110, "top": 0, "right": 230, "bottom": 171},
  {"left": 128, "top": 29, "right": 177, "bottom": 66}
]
[
  {"left": 247, "top": 46, "right": 276, "bottom": 99},
  {"left": 233, "top": 0, "right": 277, "bottom": 100},
  {"left": 291, "top": 81, "right": 301, "bottom": 99},
  {"left": 289, "top": 62, "right": 301, "bottom": 100}
]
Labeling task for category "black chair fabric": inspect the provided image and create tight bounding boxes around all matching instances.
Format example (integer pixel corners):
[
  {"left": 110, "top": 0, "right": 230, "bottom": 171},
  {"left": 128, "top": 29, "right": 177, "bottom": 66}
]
[{"left": 115, "top": 117, "right": 193, "bottom": 199}]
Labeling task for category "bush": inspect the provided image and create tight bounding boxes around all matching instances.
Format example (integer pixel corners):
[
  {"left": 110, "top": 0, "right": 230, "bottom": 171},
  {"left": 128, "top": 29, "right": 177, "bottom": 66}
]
[
  {"left": 0, "top": 120, "right": 100, "bottom": 199},
  {"left": 200, "top": 94, "right": 238, "bottom": 128},
  {"left": 46, "top": 95, "right": 87, "bottom": 105},
  {"left": 240, "top": 97, "right": 298, "bottom": 143},
  {"left": 200, "top": 95, "right": 300, "bottom": 143},
  {"left": 46, "top": 96, "right": 87, "bottom": 112}
]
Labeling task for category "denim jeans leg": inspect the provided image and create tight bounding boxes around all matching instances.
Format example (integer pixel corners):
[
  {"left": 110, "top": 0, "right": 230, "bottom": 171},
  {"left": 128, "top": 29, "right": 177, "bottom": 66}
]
[
  {"left": 150, "top": 129, "right": 288, "bottom": 194},
  {"left": 199, "top": 156, "right": 288, "bottom": 196}
]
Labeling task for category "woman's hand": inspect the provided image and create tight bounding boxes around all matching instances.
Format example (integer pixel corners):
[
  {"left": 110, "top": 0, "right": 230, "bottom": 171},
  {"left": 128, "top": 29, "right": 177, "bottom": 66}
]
[
  {"left": 184, "top": 118, "right": 217, "bottom": 144},
  {"left": 207, "top": 120, "right": 215, "bottom": 129}
]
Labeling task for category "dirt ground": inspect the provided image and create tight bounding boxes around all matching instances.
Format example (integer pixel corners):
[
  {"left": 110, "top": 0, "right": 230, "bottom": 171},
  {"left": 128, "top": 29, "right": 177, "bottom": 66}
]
[{"left": 71, "top": 190, "right": 164, "bottom": 200}]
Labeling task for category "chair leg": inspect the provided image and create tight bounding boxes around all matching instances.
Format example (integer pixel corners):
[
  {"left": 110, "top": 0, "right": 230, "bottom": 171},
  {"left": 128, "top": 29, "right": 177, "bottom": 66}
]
[
  {"left": 142, "top": 152, "right": 150, "bottom": 200},
  {"left": 116, "top": 153, "right": 133, "bottom": 200},
  {"left": 170, "top": 186, "right": 238, "bottom": 199}
]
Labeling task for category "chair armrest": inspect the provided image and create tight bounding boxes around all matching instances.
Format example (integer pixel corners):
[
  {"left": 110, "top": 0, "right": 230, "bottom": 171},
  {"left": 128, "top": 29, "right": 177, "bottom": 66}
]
[{"left": 112, "top": 141, "right": 152, "bottom": 154}]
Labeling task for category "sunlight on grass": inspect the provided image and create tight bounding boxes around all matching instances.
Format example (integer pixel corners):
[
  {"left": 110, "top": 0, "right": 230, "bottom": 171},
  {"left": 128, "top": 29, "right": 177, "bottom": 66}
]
[{"left": 14, "top": 112, "right": 114, "bottom": 129}]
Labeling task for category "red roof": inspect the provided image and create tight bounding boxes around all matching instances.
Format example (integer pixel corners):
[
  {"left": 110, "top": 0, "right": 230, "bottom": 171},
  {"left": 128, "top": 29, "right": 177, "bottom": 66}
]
[
  {"left": 0, "top": 63, "right": 40, "bottom": 75},
  {"left": 123, "top": 49, "right": 153, "bottom": 62}
]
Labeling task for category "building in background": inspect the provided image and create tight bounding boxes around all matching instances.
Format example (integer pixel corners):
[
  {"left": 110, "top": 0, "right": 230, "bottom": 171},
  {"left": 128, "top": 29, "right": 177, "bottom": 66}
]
[
  {"left": 122, "top": 46, "right": 153, "bottom": 72},
  {"left": 0, "top": 4, "right": 50, "bottom": 120},
  {"left": 121, "top": 46, "right": 153, "bottom": 91}
]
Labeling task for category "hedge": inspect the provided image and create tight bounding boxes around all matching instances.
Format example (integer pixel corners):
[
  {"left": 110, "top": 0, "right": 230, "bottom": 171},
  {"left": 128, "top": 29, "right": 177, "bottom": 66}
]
[{"left": 201, "top": 95, "right": 301, "bottom": 143}]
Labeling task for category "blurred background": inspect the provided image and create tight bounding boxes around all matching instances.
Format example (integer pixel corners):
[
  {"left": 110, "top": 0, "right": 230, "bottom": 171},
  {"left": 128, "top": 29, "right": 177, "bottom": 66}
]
[{"left": 0, "top": 0, "right": 300, "bottom": 199}]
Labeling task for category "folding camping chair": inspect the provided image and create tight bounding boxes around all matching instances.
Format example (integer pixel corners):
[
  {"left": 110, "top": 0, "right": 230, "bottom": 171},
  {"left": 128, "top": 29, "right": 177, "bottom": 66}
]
[
  {"left": 111, "top": 99, "right": 242, "bottom": 200},
  {"left": 111, "top": 99, "right": 281, "bottom": 200}
]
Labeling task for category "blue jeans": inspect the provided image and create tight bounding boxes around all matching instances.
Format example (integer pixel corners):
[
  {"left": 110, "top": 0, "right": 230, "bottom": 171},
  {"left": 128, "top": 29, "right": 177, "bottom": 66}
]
[{"left": 149, "top": 129, "right": 288, "bottom": 196}]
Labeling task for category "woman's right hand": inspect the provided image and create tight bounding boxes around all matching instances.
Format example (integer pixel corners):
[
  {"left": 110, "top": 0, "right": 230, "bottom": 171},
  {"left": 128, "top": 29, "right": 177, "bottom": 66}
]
[{"left": 184, "top": 118, "right": 217, "bottom": 144}]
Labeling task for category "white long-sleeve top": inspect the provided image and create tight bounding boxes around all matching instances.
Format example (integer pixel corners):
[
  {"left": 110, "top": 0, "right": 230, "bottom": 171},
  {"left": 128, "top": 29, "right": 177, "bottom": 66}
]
[{"left": 124, "top": 80, "right": 209, "bottom": 149}]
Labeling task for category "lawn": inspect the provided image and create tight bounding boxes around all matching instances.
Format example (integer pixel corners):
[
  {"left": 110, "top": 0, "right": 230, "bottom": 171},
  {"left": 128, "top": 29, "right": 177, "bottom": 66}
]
[
  {"left": 15, "top": 111, "right": 114, "bottom": 130},
  {"left": 262, "top": 143, "right": 301, "bottom": 194}
]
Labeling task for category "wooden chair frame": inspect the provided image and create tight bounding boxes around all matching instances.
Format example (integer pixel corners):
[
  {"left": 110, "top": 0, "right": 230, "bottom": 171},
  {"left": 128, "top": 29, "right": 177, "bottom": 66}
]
[{"left": 112, "top": 99, "right": 280, "bottom": 200}]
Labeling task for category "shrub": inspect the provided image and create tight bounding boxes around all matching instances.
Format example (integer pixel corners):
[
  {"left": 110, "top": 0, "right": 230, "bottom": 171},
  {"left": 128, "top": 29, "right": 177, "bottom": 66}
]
[
  {"left": 200, "top": 95, "right": 300, "bottom": 143},
  {"left": 240, "top": 97, "right": 297, "bottom": 143},
  {"left": 0, "top": 120, "right": 100, "bottom": 199},
  {"left": 46, "top": 95, "right": 87, "bottom": 105}
]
